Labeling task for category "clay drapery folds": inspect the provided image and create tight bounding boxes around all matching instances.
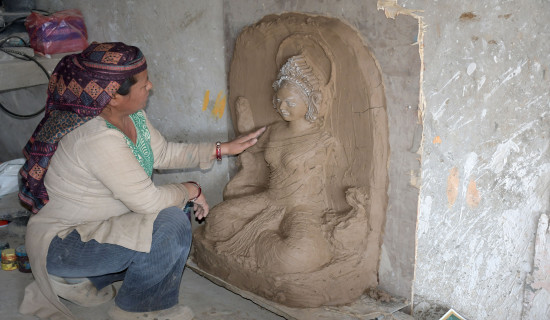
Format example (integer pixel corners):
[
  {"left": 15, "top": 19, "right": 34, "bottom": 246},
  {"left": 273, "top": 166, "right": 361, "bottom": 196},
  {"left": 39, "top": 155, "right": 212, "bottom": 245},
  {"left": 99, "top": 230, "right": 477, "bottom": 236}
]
[{"left": 193, "top": 13, "right": 390, "bottom": 308}]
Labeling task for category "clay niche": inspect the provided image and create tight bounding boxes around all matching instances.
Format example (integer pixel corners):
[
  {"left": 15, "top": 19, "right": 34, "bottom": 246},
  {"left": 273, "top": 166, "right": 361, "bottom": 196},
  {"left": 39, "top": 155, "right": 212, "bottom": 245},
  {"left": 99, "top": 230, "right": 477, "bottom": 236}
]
[{"left": 193, "top": 13, "right": 389, "bottom": 308}]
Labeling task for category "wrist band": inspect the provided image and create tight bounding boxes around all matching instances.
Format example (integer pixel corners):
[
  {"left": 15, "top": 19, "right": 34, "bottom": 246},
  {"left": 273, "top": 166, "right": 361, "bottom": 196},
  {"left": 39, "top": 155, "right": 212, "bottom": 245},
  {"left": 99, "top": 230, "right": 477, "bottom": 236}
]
[
  {"left": 216, "top": 141, "right": 222, "bottom": 161},
  {"left": 187, "top": 181, "right": 201, "bottom": 202}
]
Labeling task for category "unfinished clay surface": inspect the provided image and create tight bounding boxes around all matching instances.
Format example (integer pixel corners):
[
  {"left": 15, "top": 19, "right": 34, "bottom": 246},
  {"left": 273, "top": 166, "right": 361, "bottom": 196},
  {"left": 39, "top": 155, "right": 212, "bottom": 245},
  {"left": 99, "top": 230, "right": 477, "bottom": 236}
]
[{"left": 193, "top": 13, "right": 389, "bottom": 308}]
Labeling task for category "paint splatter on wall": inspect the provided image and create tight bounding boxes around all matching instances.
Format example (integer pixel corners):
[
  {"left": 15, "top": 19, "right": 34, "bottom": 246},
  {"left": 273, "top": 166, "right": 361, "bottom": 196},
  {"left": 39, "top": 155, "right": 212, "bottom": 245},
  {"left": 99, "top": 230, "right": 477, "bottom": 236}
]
[
  {"left": 202, "top": 90, "right": 226, "bottom": 119},
  {"left": 447, "top": 167, "right": 459, "bottom": 207},
  {"left": 466, "top": 179, "right": 481, "bottom": 208}
]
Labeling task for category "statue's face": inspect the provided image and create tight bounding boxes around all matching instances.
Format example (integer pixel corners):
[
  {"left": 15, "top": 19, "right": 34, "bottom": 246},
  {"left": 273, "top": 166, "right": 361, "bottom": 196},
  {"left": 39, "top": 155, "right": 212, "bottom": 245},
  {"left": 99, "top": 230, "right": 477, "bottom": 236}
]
[{"left": 273, "top": 82, "right": 308, "bottom": 122}]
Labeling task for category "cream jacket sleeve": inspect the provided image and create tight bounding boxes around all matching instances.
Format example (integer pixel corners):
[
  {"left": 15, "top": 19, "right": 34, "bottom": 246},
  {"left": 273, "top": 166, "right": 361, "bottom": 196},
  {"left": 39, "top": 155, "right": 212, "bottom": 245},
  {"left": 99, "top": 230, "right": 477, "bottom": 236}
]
[
  {"left": 76, "top": 113, "right": 215, "bottom": 215},
  {"left": 79, "top": 129, "right": 190, "bottom": 215}
]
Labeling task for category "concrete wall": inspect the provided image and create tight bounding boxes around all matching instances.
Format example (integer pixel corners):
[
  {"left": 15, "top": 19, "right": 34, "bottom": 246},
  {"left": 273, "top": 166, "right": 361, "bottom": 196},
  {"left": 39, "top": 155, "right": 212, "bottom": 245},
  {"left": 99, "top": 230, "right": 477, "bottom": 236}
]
[
  {"left": 380, "top": 0, "right": 549, "bottom": 319},
  {"left": 0, "top": 86, "right": 44, "bottom": 160},
  {"left": 4, "top": 0, "right": 231, "bottom": 208}
]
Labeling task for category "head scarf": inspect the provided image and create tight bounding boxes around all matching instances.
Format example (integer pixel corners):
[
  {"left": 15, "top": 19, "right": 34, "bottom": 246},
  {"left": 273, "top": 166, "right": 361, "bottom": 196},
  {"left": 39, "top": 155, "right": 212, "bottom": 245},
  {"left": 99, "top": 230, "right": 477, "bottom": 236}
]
[{"left": 19, "top": 42, "right": 147, "bottom": 213}]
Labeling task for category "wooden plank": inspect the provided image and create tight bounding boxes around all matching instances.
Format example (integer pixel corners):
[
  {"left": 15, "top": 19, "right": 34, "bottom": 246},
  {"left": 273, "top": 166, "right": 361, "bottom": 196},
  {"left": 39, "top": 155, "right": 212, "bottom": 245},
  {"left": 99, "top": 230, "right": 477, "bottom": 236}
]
[{"left": 187, "top": 259, "right": 412, "bottom": 320}]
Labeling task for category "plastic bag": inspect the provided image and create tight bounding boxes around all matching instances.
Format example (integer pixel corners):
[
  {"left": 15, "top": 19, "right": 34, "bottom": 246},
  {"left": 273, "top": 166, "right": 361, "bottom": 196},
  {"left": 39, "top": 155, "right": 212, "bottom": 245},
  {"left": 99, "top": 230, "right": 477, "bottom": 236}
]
[
  {"left": 0, "top": 158, "right": 25, "bottom": 197},
  {"left": 25, "top": 9, "right": 88, "bottom": 55}
]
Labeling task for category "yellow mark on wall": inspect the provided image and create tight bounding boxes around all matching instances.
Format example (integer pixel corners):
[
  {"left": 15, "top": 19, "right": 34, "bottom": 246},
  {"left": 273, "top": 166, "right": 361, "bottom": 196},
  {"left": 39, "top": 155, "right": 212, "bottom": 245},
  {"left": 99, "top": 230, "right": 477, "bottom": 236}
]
[
  {"left": 211, "top": 90, "right": 226, "bottom": 119},
  {"left": 202, "top": 90, "right": 210, "bottom": 111},
  {"left": 433, "top": 136, "right": 442, "bottom": 144},
  {"left": 201, "top": 90, "right": 226, "bottom": 119},
  {"left": 447, "top": 167, "right": 459, "bottom": 208}
]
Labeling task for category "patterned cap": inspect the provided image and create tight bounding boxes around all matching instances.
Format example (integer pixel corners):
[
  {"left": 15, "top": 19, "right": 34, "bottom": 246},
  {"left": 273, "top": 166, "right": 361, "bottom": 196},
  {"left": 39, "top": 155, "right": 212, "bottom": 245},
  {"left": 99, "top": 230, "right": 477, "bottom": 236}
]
[
  {"left": 19, "top": 42, "right": 147, "bottom": 213},
  {"left": 47, "top": 42, "right": 147, "bottom": 116}
]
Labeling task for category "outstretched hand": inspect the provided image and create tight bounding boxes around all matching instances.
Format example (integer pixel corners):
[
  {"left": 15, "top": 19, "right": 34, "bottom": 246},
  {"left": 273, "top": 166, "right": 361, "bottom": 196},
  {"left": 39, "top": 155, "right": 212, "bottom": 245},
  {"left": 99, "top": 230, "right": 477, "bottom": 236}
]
[{"left": 217, "top": 127, "right": 266, "bottom": 158}]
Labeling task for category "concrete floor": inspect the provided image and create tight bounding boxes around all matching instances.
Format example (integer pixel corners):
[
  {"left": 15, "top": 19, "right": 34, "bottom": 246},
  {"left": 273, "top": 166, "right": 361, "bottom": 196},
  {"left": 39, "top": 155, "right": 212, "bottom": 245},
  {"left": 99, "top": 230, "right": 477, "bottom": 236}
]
[
  {"left": 0, "top": 195, "right": 414, "bottom": 320},
  {"left": 0, "top": 222, "right": 284, "bottom": 320}
]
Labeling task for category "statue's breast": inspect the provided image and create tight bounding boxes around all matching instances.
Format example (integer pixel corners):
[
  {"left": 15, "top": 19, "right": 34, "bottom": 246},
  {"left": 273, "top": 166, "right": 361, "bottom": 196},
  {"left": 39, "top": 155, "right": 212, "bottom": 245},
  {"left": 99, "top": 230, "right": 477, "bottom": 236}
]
[{"left": 264, "top": 131, "right": 333, "bottom": 186}]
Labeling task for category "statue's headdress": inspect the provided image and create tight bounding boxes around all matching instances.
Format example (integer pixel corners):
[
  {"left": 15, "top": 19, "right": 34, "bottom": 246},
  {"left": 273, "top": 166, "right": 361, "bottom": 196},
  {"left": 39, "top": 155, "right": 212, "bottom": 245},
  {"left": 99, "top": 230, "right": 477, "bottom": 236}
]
[{"left": 272, "top": 55, "right": 320, "bottom": 122}]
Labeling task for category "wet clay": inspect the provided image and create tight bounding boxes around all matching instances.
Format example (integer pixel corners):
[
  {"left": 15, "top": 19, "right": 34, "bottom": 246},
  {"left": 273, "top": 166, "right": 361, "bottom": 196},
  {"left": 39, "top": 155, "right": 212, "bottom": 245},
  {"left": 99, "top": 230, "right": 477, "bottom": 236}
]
[{"left": 193, "top": 13, "right": 390, "bottom": 308}]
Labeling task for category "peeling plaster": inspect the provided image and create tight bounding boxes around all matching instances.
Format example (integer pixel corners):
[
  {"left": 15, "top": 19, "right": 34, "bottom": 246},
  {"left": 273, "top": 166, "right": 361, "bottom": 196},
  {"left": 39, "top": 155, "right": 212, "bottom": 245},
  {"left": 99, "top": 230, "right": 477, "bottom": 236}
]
[
  {"left": 383, "top": 0, "right": 550, "bottom": 319},
  {"left": 377, "top": 0, "right": 425, "bottom": 121},
  {"left": 377, "top": 0, "right": 423, "bottom": 20},
  {"left": 377, "top": 0, "right": 426, "bottom": 308},
  {"left": 522, "top": 214, "right": 550, "bottom": 319}
]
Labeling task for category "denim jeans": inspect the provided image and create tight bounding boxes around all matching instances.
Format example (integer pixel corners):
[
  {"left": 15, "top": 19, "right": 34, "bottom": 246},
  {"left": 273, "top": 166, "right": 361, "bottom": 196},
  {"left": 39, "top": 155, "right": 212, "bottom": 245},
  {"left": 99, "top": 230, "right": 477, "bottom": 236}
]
[{"left": 46, "top": 206, "right": 192, "bottom": 312}]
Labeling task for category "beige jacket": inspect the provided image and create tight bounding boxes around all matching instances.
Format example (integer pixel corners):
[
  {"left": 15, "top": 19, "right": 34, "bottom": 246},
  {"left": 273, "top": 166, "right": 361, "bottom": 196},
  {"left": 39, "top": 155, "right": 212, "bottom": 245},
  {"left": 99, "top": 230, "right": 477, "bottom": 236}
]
[{"left": 19, "top": 111, "right": 215, "bottom": 319}]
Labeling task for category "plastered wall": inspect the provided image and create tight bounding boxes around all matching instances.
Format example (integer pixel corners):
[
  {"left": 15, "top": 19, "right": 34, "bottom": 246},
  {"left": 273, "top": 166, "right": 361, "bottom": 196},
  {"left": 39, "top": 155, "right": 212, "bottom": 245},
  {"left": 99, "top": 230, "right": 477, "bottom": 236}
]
[
  {"left": 0, "top": 86, "right": 44, "bottom": 160},
  {"left": 378, "top": 0, "right": 549, "bottom": 319}
]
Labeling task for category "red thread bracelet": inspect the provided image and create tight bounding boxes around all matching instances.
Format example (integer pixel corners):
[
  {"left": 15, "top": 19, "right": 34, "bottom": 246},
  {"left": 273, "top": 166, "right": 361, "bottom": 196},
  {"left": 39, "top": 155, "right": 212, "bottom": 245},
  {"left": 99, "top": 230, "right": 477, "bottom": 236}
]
[
  {"left": 216, "top": 141, "right": 222, "bottom": 161},
  {"left": 187, "top": 181, "right": 201, "bottom": 202}
]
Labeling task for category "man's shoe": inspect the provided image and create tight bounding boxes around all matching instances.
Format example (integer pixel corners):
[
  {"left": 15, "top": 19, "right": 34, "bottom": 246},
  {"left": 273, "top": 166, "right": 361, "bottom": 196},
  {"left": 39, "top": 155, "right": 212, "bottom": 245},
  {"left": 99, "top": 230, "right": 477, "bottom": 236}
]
[{"left": 49, "top": 275, "right": 116, "bottom": 307}]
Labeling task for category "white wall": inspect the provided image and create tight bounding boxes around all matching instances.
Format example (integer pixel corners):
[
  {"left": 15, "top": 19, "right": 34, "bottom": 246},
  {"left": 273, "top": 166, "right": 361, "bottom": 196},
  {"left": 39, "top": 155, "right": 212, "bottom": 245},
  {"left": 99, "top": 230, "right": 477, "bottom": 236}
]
[{"left": 388, "top": 0, "right": 550, "bottom": 319}]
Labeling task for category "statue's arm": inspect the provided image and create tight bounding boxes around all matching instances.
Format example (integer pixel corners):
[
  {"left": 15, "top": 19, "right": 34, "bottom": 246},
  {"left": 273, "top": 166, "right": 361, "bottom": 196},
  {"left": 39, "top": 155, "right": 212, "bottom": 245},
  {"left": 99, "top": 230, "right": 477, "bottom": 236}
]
[
  {"left": 235, "top": 96, "right": 255, "bottom": 134},
  {"left": 223, "top": 97, "right": 271, "bottom": 199}
]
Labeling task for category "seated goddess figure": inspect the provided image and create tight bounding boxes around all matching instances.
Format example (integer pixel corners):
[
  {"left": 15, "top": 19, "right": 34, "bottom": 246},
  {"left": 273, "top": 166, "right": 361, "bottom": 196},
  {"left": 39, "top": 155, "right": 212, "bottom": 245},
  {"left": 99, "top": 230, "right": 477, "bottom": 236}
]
[{"left": 193, "top": 53, "right": 374, "bottom": 308}]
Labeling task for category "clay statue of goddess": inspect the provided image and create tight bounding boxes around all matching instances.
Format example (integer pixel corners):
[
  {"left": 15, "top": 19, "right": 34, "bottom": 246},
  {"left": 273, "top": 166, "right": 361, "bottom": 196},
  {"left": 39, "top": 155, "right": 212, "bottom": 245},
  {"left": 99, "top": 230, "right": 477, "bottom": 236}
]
[{"left": 193, "top": 52, "right": 373, "bottom": 307}]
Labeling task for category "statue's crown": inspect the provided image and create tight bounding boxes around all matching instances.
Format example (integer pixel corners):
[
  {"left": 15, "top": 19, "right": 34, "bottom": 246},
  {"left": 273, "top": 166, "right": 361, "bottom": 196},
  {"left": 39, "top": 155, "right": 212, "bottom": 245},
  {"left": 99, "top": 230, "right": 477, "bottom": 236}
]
[{"left": 273, "top": 55, "right": 319, "bottom": 96}]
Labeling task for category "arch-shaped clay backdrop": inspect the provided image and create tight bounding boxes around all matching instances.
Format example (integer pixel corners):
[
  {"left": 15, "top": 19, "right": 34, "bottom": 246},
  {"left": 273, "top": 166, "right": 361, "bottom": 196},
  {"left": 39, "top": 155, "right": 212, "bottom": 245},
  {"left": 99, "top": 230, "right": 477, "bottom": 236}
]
[
  {"left": 193, "top": 13, "right": 389, "bottom": 308},
  {"left": 228, "top": 13, "right": 388, "bottom": 201}
]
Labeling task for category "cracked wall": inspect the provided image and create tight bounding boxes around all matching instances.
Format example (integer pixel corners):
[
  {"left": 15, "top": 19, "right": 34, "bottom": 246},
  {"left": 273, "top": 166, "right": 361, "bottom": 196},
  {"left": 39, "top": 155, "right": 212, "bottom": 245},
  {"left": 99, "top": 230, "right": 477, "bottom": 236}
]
[{"left": 379, "top": 0, "right": 550, "bottom": 319}]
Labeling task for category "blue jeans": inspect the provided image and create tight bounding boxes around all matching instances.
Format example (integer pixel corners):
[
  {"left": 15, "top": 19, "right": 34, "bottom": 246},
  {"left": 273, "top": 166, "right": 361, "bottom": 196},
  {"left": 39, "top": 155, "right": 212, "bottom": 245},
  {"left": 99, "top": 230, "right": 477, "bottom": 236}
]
[{"left": 46, "top": 206, "right": 192, "bottom": 312}]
